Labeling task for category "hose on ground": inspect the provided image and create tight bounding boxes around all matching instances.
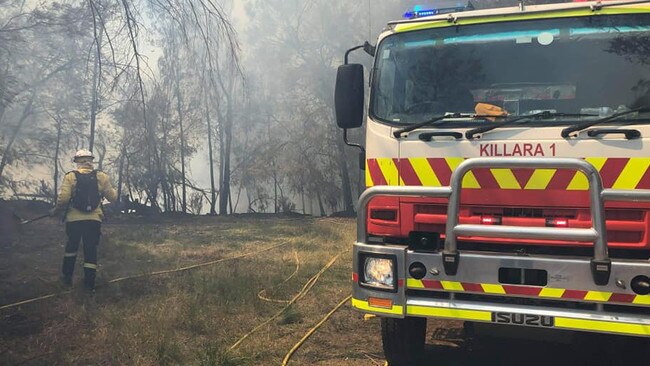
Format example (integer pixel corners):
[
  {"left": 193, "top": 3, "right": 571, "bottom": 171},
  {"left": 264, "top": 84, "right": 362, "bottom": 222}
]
[
  {"left": 256, "top": 249, "right": 300, "bottom": 304},
  {"left": 281, "top": 294, "right": 352, "bottom": 366},
  {"left": 0, "top": 240, "right": 292, "bottom": 311},
  {"left": 228, "top": 248, "right": 348, "bottom": 351}
]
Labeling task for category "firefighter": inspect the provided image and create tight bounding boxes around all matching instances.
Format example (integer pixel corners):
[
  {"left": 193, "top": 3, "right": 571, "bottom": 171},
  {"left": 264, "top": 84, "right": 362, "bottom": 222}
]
[{"left": 50, "top": 149, "right": 117, "bottom": 292}]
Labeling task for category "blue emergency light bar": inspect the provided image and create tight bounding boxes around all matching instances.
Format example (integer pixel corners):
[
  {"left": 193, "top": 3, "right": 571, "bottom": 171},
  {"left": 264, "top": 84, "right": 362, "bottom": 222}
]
[{"left": 403, "top": 1, "right": 474, "bottom": 19}]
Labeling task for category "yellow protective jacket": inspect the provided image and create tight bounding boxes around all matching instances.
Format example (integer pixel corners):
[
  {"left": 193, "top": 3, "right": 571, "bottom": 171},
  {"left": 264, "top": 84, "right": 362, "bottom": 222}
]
[{"left": 55, "top": 166, "right": 118, "bottom": 222}]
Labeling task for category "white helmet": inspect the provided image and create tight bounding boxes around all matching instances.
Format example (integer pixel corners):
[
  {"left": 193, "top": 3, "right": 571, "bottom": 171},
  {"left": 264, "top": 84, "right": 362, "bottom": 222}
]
[{"left": 73, "top": 149, "right": 94, "bottom": 162}]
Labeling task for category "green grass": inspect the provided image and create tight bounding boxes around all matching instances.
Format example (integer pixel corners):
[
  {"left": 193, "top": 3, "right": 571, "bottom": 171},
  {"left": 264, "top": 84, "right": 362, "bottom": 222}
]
[
  {"left": 278, "top": 305, "right": 303, "bottom": 325},
  {"left": 197, "top": 342, "right": 237, "bottom": 366}
]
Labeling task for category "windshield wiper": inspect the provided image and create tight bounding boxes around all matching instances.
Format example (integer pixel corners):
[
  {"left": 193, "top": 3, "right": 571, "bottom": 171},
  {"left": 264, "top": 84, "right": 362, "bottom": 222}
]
[
  {"left": 466, "top": 112, "right": 594, "bottom": 140},
  {"left": 393, "top": 113, "right": 490, "bottom": 138},
  {"left": 561, "top": 107, "right": 650, "bottom": 138}
]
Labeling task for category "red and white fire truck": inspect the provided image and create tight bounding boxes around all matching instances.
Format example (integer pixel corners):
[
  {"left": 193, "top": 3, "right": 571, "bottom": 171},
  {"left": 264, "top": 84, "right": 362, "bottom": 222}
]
[{"left": 335, "top": 1, "right": 650, "bottom": 364}]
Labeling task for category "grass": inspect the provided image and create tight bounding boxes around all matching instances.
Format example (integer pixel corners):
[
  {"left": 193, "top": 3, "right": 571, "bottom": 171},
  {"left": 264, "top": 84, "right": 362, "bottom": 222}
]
[
  {"left": 278, "top": 305, "right": 303, "bottom": 325},
  {"left": 0, "top": 216, "right": 383, "bottom": 365},
  {"left": 197, "top": 342, "right": 236, "bottom": 366}
]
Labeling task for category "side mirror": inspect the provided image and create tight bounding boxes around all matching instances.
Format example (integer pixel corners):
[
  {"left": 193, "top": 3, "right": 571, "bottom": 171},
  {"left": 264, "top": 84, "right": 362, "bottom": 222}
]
[{"left": 335, "top": 64, "right": 364, "bottom": 129}]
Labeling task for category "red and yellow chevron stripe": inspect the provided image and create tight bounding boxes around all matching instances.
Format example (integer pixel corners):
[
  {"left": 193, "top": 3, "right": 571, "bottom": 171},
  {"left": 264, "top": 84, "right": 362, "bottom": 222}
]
[
  {"left": 406, "top": 278, "right": 650, "bottom": 305},
  {"left": 366, "top": 157, "right": 650, "bottom": 190}
]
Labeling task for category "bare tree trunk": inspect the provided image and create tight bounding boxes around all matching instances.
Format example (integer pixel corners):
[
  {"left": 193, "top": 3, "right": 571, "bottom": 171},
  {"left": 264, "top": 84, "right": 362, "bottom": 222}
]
[
  {"left": 233, "top": 183, "right": 243, "bottom": 213},
  {"left": 219, "top": 102, "right": 232, "bottom": 215},
  {"left": 229, "top": 189, "right": 233, "bottom": 214},
  {"left": 267, "top": 116, "right": 278, "bottom": 213},
  {"left": 160, "top": 115, "right": 172, "bottom": 212},
  {"left": 88, "top": 32, "right": 101, "bottom": 151},
  {"left": 176, "top": 72, "right": 187, "bottom": 213},
  {"left": 218, "top": 112, "right": 224, "bottom": 213},
  {"left": 309, "top": 196, "right": 313, "bottom": 215},
  {"left": 273, "top": 171, "right": 278, "bottom": 213},
  {"left": 206, "top": 97, "right": 217, "bottom": 215},
  {"left": 0, "top": 93, "right": 35, "bottom": 182},
  {"left": 217, "top": 71, "right": 234, "bottom": 215},
  {"left": 316, "top": 191, "right": 326, "bottom": 217},
  {"left": 53, "top": 113, "right": 63, "bottom": 204},
  {"left": 117, "top": 145, "right": 125, "bottom": 203},
  {"left": 0, "top": 65, "right": 10, "bottom": 122},
  {"left": 96, "top": 142, "right": 106, "bottom": 170}
]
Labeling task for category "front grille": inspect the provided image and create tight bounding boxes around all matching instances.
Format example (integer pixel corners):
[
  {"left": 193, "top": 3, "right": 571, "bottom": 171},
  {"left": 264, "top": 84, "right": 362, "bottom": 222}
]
[
  {"left": 503, "top": 207, "right": 544, "bottom": 218},
  {"left": 413, "top": 204, "right": 648, "bottom": 248}
]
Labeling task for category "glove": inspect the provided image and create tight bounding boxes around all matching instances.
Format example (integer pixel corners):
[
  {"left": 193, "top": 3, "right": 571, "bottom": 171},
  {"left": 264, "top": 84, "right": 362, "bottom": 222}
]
[{"left": 49, "top": 207, "right": 58, "bottom": 217}]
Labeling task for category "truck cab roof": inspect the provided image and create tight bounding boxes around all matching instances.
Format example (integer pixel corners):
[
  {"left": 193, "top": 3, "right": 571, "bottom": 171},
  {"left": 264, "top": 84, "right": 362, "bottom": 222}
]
[{"left": 389, "top": 0, "right": 650, "bottom": 30}]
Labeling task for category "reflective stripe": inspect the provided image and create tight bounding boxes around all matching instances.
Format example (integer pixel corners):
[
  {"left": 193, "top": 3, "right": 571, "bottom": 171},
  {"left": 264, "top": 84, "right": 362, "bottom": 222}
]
[
  {"left": 351, "top": 298, "right": 404, "bottom": 315},
  {"left": 555, "top": 317, "right": 650, "bottom": 336},
  {"left": 445, "top": 158, "right": 481, "bottom": 188},
  {"left": 584, "top": 291, "right": 612, "bottom": 302},
  {"left": 64, "top": 252, "right": 77, "bottom": 257},
  {"left": 440, "top": 281, "right": 464, "bottom": 291},
  {"left": 406, "top": 278, "right": 425, "bottom": 289},
  {"left": 491, "top": 169, "right": 521, "bottom": 190},
  {"left": 376, "top": 158, "right": 401, "bottom": 186},
  {"left": 405, "top": 305, "right": 650, "bottom": 336},
  {"left": 524, "top": 169, "right": 556, "bottom": 190},
  {"left": 481, "top": 283, "right": 506, "bottom": 294},
  {"left": 406, "top": 305, "right": 492, "bottom": 321},
  {"left": 368, "top": 157, "right": 650, "bottom": 190},
  {"left": 365, "top": 160, "right": 373, "bottom": 187},
  {"left": 612, "top": 158, "right": 650, "bottom": 189},
  {"left": 634, "top": 295, "right": 650, "bottom": 305},
  {"left": 410, "top": 158, "right": 442, "bottom": 187},
  {"left": 83, "top": 263, "right": 98, "bottom": 270},
  {"left": 539, "top": 287, "right": 566, "bottom": 298},
  {"left": 567, "top": 158, "right": 607, "bottom": 190}
]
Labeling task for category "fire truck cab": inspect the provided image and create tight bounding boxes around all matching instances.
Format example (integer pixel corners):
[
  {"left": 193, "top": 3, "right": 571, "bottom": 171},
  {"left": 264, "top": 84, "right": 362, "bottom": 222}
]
[{"left": 335, "top": 1, "right": 650, "bottom": 365}]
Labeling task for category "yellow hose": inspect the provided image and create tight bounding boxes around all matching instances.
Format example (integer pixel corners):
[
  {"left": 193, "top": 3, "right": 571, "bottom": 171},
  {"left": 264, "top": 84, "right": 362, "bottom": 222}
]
[
  {"left": 228, "top": 248, "right": 348, "bottom": 351},
  {"left": 257, "top": 249, "right": 300, "bottom": 303},
  {"left": 281, "top": 294, "right": 351, "bottom": 366},
  {"left": 0, "top": 240, "right": 292, "bottom": 311}
]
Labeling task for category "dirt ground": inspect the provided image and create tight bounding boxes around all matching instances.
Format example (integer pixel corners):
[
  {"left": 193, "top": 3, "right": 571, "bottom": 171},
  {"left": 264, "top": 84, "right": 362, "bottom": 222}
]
[{"left": 0, "top": 213, "right": 646, "bottom": 365}]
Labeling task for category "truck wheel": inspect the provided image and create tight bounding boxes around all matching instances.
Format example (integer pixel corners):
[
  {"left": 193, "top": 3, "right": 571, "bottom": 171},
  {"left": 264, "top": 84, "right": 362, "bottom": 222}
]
[{"left": 381, "top": 317, "right": 426, "bottom": 366}]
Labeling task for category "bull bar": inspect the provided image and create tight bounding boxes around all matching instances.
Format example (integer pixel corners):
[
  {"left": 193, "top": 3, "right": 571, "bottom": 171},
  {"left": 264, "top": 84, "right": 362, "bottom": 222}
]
[{"left": 353, "top": 158, "right": 650, "bottom": 337}]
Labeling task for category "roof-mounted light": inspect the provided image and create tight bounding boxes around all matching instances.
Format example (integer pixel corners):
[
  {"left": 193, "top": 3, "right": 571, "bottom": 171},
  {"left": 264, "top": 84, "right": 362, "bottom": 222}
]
[{"left": 403, "top": 1, "right": 474, "bottom": 20}]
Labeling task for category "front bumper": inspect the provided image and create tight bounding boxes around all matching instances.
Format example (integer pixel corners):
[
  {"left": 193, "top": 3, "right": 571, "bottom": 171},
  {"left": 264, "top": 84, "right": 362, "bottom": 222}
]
[{"left": 352, "top": 242, "right": 650, "bottom": 337}]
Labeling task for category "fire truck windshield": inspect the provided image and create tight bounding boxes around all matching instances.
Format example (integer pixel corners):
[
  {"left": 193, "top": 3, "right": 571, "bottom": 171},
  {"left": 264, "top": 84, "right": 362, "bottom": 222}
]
[{"left": 371, "top": 14, "right": 650, "bottom": 126}]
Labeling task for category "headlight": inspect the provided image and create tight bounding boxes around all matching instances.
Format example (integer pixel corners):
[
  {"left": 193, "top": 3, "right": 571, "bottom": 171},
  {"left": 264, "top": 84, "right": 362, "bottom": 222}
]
[{"left": 362, "top": 257, "right": 396, "bottom": 290}]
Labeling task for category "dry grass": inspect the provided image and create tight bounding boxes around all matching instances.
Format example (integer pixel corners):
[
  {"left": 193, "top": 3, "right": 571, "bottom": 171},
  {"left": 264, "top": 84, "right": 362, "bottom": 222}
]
[
  {"left": 3, "top": 215, "right": 634, "bottom": 366},
  {"left": 0, "top": 216, "right": 382, "bottom": 365}
]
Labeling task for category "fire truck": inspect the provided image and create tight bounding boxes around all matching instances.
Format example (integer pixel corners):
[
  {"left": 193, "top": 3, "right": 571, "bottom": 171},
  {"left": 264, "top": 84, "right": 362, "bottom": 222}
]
[{"left": 335, "top": 1, "right": 650, "bottom": 364}]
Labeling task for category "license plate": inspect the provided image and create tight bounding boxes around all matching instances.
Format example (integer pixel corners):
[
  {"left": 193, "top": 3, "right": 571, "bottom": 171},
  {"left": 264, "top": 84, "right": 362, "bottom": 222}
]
[{"left": 491, "top": 312, "right": 555, "bottom": 328}]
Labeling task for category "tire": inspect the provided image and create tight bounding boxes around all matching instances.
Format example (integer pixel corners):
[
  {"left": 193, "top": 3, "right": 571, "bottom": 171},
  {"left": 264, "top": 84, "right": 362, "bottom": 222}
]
[{"left": 381, "top": 316, "right": 427, "bottom": 366}]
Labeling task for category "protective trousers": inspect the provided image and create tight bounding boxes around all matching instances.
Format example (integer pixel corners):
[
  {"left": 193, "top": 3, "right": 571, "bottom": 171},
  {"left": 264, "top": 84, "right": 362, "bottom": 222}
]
[{"left": 62, "top": 220, "right": 101, "bottom": 289}]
